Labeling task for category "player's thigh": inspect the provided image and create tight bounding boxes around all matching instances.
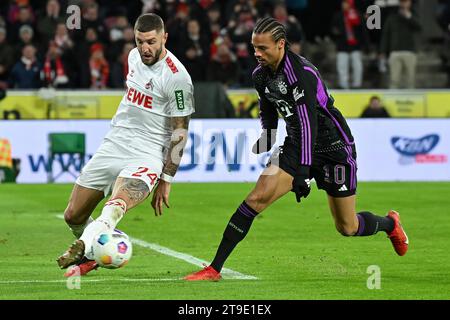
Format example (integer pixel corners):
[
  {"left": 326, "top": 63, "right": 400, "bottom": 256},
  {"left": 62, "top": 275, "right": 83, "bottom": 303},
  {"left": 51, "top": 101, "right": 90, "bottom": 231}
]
[
  {"left": 245, "top": 164, "right": 293, "bottom": 212},
  {"left": 65, "top": 183, "right": 105, "bottom": 224},
  {"left": 111, "top": 163, "right": 161, "bottom": 210}
]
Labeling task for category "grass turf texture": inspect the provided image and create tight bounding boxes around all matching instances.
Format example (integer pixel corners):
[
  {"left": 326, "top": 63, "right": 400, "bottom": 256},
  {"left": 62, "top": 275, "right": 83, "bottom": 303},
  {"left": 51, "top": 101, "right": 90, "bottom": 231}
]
[{"left": 0, "top": 182, "right": 449, "bottom": 300}]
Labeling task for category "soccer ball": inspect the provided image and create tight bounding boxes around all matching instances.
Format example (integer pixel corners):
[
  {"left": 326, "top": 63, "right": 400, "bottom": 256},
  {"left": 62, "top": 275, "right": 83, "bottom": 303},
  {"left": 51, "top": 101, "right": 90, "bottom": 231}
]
[{"left": 91, "top": 230, "right": 132, "bottom": 269}]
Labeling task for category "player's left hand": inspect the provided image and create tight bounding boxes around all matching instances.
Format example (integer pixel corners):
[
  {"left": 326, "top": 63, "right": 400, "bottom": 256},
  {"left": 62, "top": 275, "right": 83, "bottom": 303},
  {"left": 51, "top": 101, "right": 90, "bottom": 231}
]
[
  {"left": 151, "top": 180, "right": 171, "bottom": 216},
  {"left": 292, "top": 177, "right": 311, "bottom": 203},
  {"left": 292, "top": 165, "right": 311, "bottom": 203}
]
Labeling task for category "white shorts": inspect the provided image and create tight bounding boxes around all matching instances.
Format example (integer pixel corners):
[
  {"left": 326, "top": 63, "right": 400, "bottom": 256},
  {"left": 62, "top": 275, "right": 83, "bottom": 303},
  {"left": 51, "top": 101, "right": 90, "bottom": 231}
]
[{"left": 76, "top": 137, "right": 164, "bottom": 196}]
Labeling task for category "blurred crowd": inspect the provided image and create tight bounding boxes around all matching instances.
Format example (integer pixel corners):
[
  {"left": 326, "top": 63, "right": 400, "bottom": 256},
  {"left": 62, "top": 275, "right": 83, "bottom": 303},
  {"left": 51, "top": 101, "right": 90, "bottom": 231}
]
[{"left": 0, "top": 0, "right": 449, "bottom": 91}]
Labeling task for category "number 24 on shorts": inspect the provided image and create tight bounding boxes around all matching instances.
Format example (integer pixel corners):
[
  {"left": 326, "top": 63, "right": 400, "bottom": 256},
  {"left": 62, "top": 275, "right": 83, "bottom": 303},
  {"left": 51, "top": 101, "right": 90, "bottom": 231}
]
[{"left": 131, "top": 167, "right": 158, "bottom": 185}]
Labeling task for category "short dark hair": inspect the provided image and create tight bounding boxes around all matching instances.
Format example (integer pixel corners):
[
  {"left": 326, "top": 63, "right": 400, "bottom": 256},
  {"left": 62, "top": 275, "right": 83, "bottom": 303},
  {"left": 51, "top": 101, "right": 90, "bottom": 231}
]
[
  {"left": 134, "top": 13, "right": 164, "bottom": 33},
  {"left": 253, "top": 17, "right": 288, "bottom": 46}
]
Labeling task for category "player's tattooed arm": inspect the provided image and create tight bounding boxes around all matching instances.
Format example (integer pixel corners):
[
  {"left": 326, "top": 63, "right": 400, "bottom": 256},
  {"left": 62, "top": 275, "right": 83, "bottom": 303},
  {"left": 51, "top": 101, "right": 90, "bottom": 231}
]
[
  {"left": 162, "top": 115, "right": 190, "bottom": 178},
  {"left": 152, "top": 116, "right": 189, "bottom": 215}
]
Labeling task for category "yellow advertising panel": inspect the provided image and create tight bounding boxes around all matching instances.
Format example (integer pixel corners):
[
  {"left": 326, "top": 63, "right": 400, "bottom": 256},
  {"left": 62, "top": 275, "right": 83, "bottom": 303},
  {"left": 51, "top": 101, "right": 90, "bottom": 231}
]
[
  {"left": 426, "top": 92, "right": 450, "bottom": 117},
  {"left": 381, "top": 92, "right": 426, "bottom": 117},
  {"left": 228, "top": 90, "right": 450, "bottom": 118},
  {"left": 51, "top": 91, "right": 122, "bottom": 119},
  {"left": 53, "top": 96, "right": 99, "bottom": 119},
  {"left": 0, "top": 90, "right": 122, "bottom": 119},
  {"left": 0, "top": 93, "right": 47, "bottom": 119},
  {"left": 0, "top": 89, "right": 449, "bottom": 119},
  {"left": 98, "top": 95, "right": 122, "bottom": 118},
  {"left": 227, "top": 90, "right": 259, "bottom": 118},
  {"left": 330, "top": 91, "right": 376, "bottom": 118}
]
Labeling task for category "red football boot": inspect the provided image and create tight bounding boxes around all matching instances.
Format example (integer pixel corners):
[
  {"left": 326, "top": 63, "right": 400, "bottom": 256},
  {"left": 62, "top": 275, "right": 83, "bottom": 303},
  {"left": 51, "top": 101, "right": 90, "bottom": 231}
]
[
  {"left": 64, "top": 259, "right": 98, "bottom": 277},
  {"left": 387, "top": 210, "right": 409, "bottom": 256},
  {"left": 184, "top": 265, "right": 221, "bottom": 281}
]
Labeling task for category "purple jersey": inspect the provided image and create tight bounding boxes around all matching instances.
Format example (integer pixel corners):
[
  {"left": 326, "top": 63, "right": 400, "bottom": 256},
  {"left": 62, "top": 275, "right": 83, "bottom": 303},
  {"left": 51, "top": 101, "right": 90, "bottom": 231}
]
[{"left": 252, "top": 50, "right": 354, "bottom": 166}]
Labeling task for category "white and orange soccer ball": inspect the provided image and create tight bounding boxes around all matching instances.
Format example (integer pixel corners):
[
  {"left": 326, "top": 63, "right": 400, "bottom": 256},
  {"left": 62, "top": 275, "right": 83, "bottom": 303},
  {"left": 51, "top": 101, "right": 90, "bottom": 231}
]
[{"left": 91, "top": 230, "right": 132, "bottom": 269}]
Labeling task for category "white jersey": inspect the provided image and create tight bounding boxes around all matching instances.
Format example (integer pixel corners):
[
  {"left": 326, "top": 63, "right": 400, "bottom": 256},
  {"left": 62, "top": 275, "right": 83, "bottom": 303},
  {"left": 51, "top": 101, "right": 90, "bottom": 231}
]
[{"left": 107, "top": 48, "right": 194, "bottom": 157}]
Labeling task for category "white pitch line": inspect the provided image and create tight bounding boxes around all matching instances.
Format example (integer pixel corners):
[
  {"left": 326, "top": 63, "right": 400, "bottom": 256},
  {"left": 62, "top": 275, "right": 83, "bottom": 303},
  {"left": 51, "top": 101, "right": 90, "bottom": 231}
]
[
  {"left": 55, "top": 214, "right": 257, "bottom": 280},
  {"left": 130, "top": 238, "right": 257, "bottom": 280}
]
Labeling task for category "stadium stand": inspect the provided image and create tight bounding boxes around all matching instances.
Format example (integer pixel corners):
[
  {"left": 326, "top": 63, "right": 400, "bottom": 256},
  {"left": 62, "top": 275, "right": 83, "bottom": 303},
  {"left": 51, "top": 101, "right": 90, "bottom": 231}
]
[{"left": 0, "top": 0, "right": 448, "bottom": 91}]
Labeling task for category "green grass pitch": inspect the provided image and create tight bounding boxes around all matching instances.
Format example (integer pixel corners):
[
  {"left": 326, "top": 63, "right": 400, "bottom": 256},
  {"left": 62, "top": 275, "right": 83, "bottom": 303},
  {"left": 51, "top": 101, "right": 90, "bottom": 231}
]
[{"left": 1, "top": 182, "right": 449, "bottom": 300}]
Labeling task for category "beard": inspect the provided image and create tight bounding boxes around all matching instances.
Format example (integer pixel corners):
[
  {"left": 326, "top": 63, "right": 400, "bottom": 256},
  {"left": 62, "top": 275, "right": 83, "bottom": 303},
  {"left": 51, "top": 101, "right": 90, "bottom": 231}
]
[{"left": 140, "top": 44, "right": 163, "bottom": 66}]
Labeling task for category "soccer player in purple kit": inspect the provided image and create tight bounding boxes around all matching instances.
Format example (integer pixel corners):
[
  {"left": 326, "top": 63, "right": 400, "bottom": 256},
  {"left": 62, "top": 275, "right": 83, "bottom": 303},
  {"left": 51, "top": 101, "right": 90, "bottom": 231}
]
[{"left": 185, "top": 18, "right": 409, "bottom": 281}]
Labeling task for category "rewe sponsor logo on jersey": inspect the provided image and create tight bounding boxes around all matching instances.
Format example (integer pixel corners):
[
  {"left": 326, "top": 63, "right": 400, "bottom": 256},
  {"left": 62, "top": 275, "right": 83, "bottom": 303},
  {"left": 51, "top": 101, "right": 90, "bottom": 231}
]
[
  {"left": 125, "top": 86, "right": 153, "bottom": 109},
  {"left": 391, "top": 134, "right": 447, "bottom": 164}
]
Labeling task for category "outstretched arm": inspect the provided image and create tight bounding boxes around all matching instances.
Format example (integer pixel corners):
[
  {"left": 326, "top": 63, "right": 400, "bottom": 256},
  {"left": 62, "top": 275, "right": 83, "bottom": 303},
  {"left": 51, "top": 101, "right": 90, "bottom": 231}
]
[{"left": 151, "top": 115, "right": 190, "bottom": 216}]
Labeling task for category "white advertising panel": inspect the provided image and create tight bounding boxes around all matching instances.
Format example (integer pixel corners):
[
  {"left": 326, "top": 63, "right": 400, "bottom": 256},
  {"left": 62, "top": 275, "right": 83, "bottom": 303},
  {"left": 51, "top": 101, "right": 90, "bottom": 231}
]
[
  {"left": 350, "top": 119, "right": 449, "bottom": 181},
  {"left": 1, "top": 119, "right": 449, "bottom": 183}
]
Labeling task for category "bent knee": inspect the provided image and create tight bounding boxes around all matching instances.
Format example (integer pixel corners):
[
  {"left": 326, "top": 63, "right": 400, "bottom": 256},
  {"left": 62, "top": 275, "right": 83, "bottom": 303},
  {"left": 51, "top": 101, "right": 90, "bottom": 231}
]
[
  {"left": 64, "top": 206, "right": 87, "bottom": 225},
  {"left": 335, "top": 223, "right": 358, "bottom": 237},
  {"left": 245, "top": 192, "right": 271, "bottom": 212}
]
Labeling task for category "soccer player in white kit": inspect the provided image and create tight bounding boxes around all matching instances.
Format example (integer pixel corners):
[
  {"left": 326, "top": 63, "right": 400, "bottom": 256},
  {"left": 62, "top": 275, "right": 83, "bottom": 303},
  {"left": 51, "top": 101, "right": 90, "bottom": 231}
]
[{"left": 56, "top": 13, "right": 194, "bottom": 276}]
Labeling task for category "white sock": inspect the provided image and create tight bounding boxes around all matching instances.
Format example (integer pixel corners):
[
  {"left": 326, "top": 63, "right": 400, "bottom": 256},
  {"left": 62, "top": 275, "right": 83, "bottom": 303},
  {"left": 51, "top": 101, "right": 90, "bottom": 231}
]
[
  {"left": 80, "top": 199, "right": 127, "bottom": 258},
  {"left": 68, "top": 217, "right": 94, "bottom": 238}
]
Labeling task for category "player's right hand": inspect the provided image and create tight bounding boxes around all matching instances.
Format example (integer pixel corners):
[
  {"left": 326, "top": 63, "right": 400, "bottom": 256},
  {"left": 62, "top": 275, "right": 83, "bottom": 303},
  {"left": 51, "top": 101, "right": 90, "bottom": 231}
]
[{"left": 251, "top": 129, "right": 276, "bottom": 154}]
